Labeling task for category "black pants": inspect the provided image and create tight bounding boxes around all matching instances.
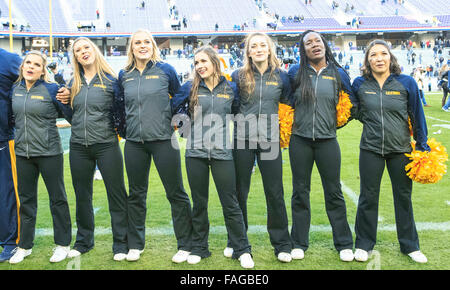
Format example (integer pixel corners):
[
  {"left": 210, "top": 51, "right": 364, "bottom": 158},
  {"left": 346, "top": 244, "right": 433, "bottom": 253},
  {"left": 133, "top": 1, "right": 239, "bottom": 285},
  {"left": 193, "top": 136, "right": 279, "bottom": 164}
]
[
  {"left": 289, "top": 135, "right": 353, "bottom": 252},
  {"left": 16, "top": 154, "right": 71, "bottom": 249},
  {"left": 355, "top": 149, "right": 419, "bottom": 254},
  {"left": 442, "top": 85, "right": 449, "bottom": 108},
  {"left": 124, "top": 140, "right": 192, "bottom": 251},
  {"left": 186, "top": 157, "right": 251, "bottom": 259},
  {"left": 0, "top": 140, "right": 19, "bottom": 248},
  {"left": 69, "top": 142, "right": 128, "bottom": 254},
  {"left": 228, "top": 140, "right": 291, "bottom": 256}
]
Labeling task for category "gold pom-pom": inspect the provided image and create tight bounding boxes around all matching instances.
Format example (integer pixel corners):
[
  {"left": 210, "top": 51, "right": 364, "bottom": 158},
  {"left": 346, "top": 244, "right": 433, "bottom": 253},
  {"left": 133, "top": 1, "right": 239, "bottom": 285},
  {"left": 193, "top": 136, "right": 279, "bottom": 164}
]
[
  {"left": 408, "top": 117, "right": 413, "bottom": 136},
  {"left": 278, "top": 103, "right": 294, "bottom": 149},
  {"left": 336, "top": 90, "right": 353, "bottom": 127},
  {"left": 223, "top": 73, "right": 232, "bottom": 81},
  {"left": 405, "top": 138, "right": 448, "bottom": 184}
]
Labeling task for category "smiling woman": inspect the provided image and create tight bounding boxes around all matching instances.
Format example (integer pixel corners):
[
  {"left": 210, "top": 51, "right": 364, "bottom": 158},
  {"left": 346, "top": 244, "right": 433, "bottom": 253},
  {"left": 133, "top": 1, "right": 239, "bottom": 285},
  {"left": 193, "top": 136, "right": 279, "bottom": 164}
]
[
  {"left": 116, "top": 29, "right": 193, "bottom": 264},
  {"left": 351, "top": 39, "right": 430, "bottom": 264}
]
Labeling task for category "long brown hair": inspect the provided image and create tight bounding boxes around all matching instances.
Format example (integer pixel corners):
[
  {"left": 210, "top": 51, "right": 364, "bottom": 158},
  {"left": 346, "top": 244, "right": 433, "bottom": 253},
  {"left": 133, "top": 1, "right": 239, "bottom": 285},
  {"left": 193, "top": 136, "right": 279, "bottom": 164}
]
[
  {"left": 69, "top": 37, "right": 116, "bottom": 105},
  {"left": 361, "top": 39, "right": 401, "bottom": 78},
  {"left": 238, "top": 32, "right": 280, "bottom": 97},
  {"left": 189, "top": 46, "right": 222, "bottom": 116}
]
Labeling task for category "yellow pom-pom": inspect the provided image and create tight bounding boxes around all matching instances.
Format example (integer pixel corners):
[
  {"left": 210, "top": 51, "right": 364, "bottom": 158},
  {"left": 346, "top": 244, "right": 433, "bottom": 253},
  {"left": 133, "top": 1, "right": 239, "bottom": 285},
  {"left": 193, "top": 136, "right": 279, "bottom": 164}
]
[
  {"left": 223, "top": 73, "right": 232, "bottom": 81},
  {"left": 336, "top": 90, "right": 353, "bottom": 127},
  {"left": 405, "top": 138, "right": 448, "bottom": 184},
  {"left": 278, "top": 103, "right": 294, "bottom": 149}
]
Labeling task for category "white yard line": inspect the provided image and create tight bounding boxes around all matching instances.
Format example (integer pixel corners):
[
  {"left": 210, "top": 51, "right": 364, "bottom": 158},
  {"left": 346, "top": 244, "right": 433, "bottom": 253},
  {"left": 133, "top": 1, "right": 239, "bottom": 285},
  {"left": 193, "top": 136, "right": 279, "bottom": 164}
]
[
  {"left": 427, "top": 116, "right": 450, "bottom": 124},
  {"left": 34, "top": 221, "right": 450, "bottom": 237},
  {"left": 341, "top": 181, "right": 384, "bottom": 222}
]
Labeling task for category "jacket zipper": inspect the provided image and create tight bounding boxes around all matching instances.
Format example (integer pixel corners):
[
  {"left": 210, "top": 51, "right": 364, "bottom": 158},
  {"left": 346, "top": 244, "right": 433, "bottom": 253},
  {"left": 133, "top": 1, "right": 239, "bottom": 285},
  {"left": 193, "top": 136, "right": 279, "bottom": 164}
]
[
  {"left": 379, "top": 88, "right": 385, "bottom": 156},
  {"left": 209, "top": 88, "right": 215, "bottom": 161},
  {"left": 258, "top": 74, "right": 263, "bottom": 142},
  {"left": 84, "top": 86, "right": 90, "bottom": 147},
  {"left": 312, "top": 72, "right": 321, "bottom": 141},
  {"left": 24, "top": 90, "right": 29, "bottom": 159},
  {"left": 138, "top": 75, "right": 144, "bottom": 143}
]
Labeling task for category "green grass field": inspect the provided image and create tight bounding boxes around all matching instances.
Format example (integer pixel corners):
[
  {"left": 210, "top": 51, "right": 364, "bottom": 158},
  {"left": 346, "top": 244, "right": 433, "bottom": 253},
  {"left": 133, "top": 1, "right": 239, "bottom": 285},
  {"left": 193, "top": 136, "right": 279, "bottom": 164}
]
[{"left": 1, "top": 92, "right": 449, "bottom": 270}]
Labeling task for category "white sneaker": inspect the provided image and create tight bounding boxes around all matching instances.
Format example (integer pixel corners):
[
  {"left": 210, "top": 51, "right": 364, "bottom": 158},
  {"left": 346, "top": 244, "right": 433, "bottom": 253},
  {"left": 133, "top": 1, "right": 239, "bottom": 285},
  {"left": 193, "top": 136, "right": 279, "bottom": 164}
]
[
  {"left": 277, "top": 252, "right": 292, "bottom": 263},
  {"left": 239, "top": 253, "right": 254, "bottom": 269},
  {"left": 354, "top": 248, "right": 369, "bottom": 262},
  {"left": 126, "top": 249, "right": 144, "bottom": 261},
  {"left": 408, "top": 251, "right": 428, "bottom": 263},
  {"left": 291, "top": 248, "right": 305, "bottom": 260},
  {"left": 172, "top": 250, "right": 190, "bottom": 263},
  {"left": 68, "top": 249, "right": 81, "bottom": 258},
  {"left": 50, "top": 246, "right": 70, "bottom": 263},
  {"left": 187, "top": 254, "right": 202, "bottom": 265},
  {"left": 223, "top": 247, "right": 234, "bottom": 258},
  {"left": 442, "top": 107, "right": 449, "bottom": 112},
  {"left": 339, "top": 249, "right": 354, "bottom": 262},
  {"left": 9, "top": 248, "right": 32, "bottom": 264},
  {"left": 94, "top": 170, "right": 102, "bottom": 180},
  {"left": 113, "top": 253, "right": 127, "bottom": 261}
]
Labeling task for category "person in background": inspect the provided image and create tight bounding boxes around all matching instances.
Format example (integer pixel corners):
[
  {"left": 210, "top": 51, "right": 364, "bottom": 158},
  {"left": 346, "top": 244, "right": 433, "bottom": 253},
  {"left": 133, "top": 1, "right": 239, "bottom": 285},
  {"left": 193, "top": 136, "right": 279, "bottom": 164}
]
[
  {"left": 351, "top": 39, "right": 430, "bottom": 263},
  {"left": 0, "top": 48, "right": 23, "bottom": 263},
  {"left": 67, "top": 37, "right": 128, "bottom": 261},
  {"left": 439, "top": 62, "right": 449, "bottom": 110},
  {"left": 8, "top": 51, "right": 72, "bottom": 264},
  {"left": 48, "top": 62, "right": 66, "bottom": 86}
]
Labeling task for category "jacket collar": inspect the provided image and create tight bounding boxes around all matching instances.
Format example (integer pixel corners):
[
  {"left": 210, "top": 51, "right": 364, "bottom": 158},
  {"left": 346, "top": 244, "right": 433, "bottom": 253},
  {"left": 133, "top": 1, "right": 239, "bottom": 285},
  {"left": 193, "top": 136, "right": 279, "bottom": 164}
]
[
  {"left": 199, "top": 75, "right": 227, "bottom": 90},
  {"left": 20, "top": 78, "right": 44, "bottom": 89}
]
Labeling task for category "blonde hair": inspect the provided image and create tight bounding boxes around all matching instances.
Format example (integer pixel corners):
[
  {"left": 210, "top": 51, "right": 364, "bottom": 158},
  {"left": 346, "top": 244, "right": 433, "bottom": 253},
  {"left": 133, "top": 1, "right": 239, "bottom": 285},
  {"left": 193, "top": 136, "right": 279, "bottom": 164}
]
[
  {"left": 69, "top": 37, "right": 117, "bottom": 105},
  {"left": 16, "top": 50, "right": 50, "bottom": 84},
  {"left": 239, "top": 32, "right": 279, "bottom": 97},
  {"left": 125, "top": 29, "right": 162, "bottom": 72}
]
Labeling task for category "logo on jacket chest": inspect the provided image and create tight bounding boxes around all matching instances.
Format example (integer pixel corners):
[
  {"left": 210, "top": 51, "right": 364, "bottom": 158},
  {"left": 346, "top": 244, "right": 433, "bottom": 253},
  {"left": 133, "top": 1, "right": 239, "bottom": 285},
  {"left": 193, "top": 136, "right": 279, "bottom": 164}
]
[
  {"left": 93, "top": 84, "right": 107, "bottom": 89},
  {"left": 30, "top": 95, "right": 44, "bottom": 100}
]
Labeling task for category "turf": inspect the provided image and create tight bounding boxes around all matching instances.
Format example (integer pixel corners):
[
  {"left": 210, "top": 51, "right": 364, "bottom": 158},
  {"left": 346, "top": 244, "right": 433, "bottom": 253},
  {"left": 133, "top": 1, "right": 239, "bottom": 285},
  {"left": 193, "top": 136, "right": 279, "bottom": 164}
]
[{"left": 1, "top": 92, "right": 449, "bottom": 270}]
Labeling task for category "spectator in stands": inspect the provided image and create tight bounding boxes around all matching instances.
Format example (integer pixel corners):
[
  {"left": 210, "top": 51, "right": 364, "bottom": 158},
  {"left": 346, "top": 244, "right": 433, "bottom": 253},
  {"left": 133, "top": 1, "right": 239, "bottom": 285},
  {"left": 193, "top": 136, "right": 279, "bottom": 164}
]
[
  {"left": 439, "top": 63, "right": 449, "bottom": 109},
  {"left": 170, "top": 45, "right": 254, "bottom": 268},
  {"left": 8, "top": 51, "right": 72, "bottom": 264},
  {"left": 351, "top": 39, "right": 430, "bottom": 264},
  {"left": 116, "top": 29, "right": 193, "bottom": 263},
  {"left": 288, "top": 30, "right": 355, "bottom": 262},
  {"left": 48, "top": 62, "right": 66, "bottom": 86},
  {"left": 414, "top": 67, "right": 430, "bottom": 107},
  {"left": 227, "top": 32, "right": 293, "bottom": 264},
  {"left": 66, "top": 37, "right": 128, "bottom": 262}
]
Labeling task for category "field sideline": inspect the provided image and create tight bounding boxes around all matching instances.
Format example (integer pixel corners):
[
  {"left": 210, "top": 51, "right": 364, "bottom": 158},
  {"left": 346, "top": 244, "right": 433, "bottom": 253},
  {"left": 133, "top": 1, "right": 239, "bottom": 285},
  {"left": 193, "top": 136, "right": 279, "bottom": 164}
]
[{"left": 1, "top": 92, "right": 449, "bottom": 270}]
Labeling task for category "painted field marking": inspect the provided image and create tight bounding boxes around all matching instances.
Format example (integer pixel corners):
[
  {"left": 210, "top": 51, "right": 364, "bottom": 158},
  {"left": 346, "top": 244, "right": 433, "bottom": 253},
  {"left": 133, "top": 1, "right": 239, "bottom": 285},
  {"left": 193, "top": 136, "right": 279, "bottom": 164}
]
[
  {"left": 33, "top": 221, "right": 450, "bottom": 237},
  {"left": 341, "top": 181, "right": 384, "bottom": 222}
]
